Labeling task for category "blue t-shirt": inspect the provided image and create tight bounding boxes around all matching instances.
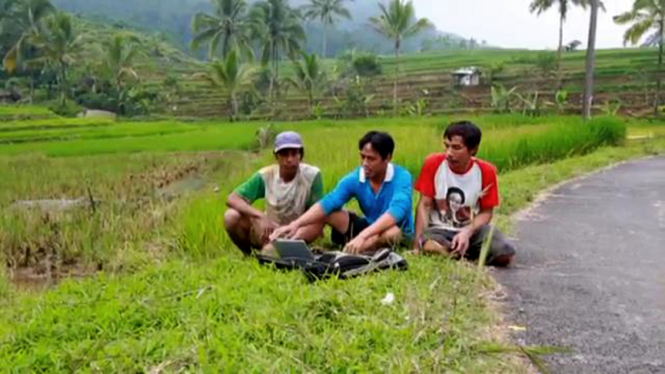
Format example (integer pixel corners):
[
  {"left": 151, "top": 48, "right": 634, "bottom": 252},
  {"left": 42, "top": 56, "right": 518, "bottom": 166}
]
[{"left": 320, "top": 164, "right": 414, "bottom": 236}]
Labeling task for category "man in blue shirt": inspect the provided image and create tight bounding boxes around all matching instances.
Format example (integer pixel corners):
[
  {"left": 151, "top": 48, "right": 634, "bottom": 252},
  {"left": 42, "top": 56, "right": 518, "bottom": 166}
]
[{"left": 271, "top": 131, "right": 414, "bottom": 254}]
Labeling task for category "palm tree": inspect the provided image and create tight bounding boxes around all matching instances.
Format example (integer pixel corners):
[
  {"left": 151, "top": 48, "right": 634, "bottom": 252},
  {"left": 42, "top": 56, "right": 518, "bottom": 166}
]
[
  {"left": 583, "top": 0, "right": 599, "bottom": 119},
  {"left": 303, "top": 0, "right": 352, "bottom": 57},
  {"left": 288, "top": 51, "right": 326, "bottom": 115},
  {"left": 369, "top": 0, "right": 431, "bottom": 116},
  {"left": 29, "top": 12, "right": 84, "bottom": 106},
  {"left": 2, "top": 0, "right": 54, "bottom": 74},
  {"left": 191, "top": 0, "right": 253, "bottom": 60},
  {"left": 529, "top": 0, "right": 603, "bottom": 85},
  {"left": 196, "top": 50, "right": 254, "bottom": 120},
  {"left": 103, "top": 33, "right": 142, "bottom": 91},
  {"left": 615, "top": 0, "right": 665, "bottom": 116},
  {"left": 250, "top": 0, "right": 306, "bottom": 100}
]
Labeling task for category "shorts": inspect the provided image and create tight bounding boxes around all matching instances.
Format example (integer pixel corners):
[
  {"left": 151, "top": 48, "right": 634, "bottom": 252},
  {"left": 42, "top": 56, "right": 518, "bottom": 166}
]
[
  {"left": 423, "top": 225, "right": 516, "bottom": 265},
  {"left": 331, "top": 211, "right": 370, "bottom": 246}
]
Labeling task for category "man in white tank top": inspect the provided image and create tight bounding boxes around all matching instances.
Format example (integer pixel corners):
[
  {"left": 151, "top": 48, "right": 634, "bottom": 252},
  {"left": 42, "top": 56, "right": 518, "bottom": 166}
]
[
  {"left": 224, "top": 132, "right": 324, "bottom": 255},
  {"left": 413, "top": 121, "right": 516, "bottom": 267}
]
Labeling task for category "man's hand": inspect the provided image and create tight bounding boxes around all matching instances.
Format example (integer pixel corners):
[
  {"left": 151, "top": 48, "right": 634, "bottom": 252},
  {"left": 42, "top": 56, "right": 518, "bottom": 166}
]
[
  {"left": 344, "top": 234, "right": 367, "bottom": 255},
  {"left": 269, "top": 222, "right": 298, "bottom": 242},
  {"left": 257, "top": 217, "right": 278, "bottom": 244},
  {"left": 451, "top": 228, "right": 472, "bottom": 257}
]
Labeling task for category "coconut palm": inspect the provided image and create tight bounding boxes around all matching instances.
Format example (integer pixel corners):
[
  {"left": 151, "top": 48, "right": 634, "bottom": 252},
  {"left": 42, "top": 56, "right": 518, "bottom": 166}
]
[
  {"left": 250, "top": 0, "right": 306, "bottom": 100},
  {"left": 529, "top": 0, "right": 604, "bottom": 84},
  {"left": 582, "top": 0, "right": 600, "bottom": 119},
  {"left": 103, "top": 33, "right": 142, "bottom": 91},
  {"left": 303, "top": 0, "right": 352, "bottom": 57},
  {"left": 369, "top": 0, "right": 431, "bottom": 115},
  {"left": 288, "top": 51, "right": 326, "bottom": 115},
  {"left": 2, "top": 0, "right": 54, "bottom": 74},
  {"left": 615, "top": 0, "right": 665, "bottom": 115},
  {"left": 191, "top": 0, "right": 253, "bottom": 60},
  {"left": 29, "top": 12, "right": 84, "bottom": 106},
  {"left": 196, "top": 50, "right": 254, "bottom": 120}
]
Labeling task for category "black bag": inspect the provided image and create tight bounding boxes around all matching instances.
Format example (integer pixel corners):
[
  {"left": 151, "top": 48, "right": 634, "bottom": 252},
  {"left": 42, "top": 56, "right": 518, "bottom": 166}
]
[{"left": 257, "top": 248, "right": 408, "bottom": 281}]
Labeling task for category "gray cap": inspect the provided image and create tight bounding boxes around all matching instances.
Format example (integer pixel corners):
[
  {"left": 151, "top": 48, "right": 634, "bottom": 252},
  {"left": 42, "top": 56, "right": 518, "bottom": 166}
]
[{"left": 274, "top": 131, "right": 304, "bottom": 153}]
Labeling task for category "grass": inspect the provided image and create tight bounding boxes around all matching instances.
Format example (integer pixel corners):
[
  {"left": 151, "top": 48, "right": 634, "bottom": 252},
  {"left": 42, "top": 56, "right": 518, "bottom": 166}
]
[
  {"left": 0, "top": 117, "right": 113, "bottom": 132},
  {"left": 0, "top": 112, "right": 662, "bottom": 371},
  {"left": 0, "top": 151, "right": 255, "bottom": 273},
  {"left": 0, "top": 105, "right": 55, "bottom": 118}
]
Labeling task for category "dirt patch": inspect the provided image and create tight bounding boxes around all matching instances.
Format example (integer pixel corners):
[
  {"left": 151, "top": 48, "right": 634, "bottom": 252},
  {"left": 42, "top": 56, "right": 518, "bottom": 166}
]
[{"left": 9, "top": 258, "right": 98, "bottom": 292}]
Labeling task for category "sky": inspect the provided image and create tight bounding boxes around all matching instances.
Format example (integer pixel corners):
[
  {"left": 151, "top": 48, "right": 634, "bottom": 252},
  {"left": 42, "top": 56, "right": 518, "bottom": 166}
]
[{"left": 412, "top": 0, "right": 637, "bottom": 50}]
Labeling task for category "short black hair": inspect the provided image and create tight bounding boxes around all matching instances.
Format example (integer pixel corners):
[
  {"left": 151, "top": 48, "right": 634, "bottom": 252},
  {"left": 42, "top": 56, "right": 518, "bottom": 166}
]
[
  {"left": 444, "top": 121, "right": 482, "bottom": 150},
  {"left": 275, "top": 147, "right": 305, "bottom": 160},
  {"left": 359, "top": 131, "right": 395, "bottom": 160}
]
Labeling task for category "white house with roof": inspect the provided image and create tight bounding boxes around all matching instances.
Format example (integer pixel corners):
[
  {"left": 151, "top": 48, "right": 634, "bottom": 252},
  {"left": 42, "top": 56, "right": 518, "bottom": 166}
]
[{"left": 452, "top": 67, "right": 482, "bottom": 87}]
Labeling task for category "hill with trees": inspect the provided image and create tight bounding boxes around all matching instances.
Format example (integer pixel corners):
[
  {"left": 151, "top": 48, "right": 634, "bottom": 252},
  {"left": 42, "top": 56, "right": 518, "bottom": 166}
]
[{"left": 51, "top": 0, "right": 473, "bottom": 57}]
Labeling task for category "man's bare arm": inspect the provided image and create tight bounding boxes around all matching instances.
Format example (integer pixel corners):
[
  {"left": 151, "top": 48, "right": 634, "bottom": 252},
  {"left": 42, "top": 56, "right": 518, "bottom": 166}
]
[
  {"left": 414, "top": 194, "right": 434, "bottom": 249},
  {"left": 227, "top": 192, "right": 266, "bottom": 220}
]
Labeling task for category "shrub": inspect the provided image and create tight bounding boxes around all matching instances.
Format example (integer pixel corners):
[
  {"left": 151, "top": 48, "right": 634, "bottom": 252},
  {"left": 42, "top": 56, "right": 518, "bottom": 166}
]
[
  {"left": 76, "top": 92, "right": 117, "bottom": 112},
  {"left": 352, "top": 53, "right": 383, "bottom": 77},
  {"left": 48, "top": 100, "right": 84, "bottom": 117}
]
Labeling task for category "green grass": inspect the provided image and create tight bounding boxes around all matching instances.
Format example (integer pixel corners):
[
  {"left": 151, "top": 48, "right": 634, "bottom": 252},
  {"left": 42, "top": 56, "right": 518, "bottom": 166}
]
[
  {"left": 0, "top": 117, "right": 114, "bottom": 132},
  {"left": 0, "top": 113, "right": 662, "bottom": 372},
  {"left": 0, "top": 105, "right": 54, "bottom": 117}
]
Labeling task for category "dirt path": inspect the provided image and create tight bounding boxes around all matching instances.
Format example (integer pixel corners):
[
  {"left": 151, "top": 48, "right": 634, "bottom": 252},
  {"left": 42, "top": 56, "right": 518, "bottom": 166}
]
[{"left": 496, "top": 157, "right": 665, "bottom": 373}]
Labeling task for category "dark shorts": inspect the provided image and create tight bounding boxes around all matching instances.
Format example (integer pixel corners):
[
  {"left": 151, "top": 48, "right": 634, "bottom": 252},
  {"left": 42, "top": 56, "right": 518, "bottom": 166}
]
[
  {"left": 423, "top": 225, "right": 516, "bottom": 265},
  {"left": 331, "top": 211, "right": 370, "bottom": 246}
]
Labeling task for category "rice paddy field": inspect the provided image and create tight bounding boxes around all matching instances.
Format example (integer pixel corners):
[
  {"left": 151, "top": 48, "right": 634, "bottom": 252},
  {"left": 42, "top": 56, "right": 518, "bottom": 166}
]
[
  {"left": 154, "top": 47, "right": 665, "bottom": 119},
  {"left": 1, "top": 105, "right": 664, "bottom": 372}
]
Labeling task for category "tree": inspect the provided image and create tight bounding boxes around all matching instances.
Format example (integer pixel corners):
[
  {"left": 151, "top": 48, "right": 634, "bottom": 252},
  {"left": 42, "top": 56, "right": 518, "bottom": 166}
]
[
  {"left": 369, "top": 0, "right": 431, "bottom": 115},
  {"left": 614, "top": 0, "right": 665, "bottom": 116},
  {"left": 29, "top": 12, "right": 84, "bottom": 106},
  {"left": 529, "top": 0, "right": 603, "bottom": 85},
  {"left": 582, "top": 0, "right": 599, "bottom": 119},
  {"left": 288, "top": 51, "right": 326, "bottom": 115},
  {"left": 303, "top": 0, "right": 352, "bottom": 57},
  {"left": 103, "top": 33, "right": 142, "bottom": 92},
  {"left": 191, "top": 0, "right": 253, "bottom": 60},
  {"left": 2, "top": 0, "right": 54, "bottom": 74},
  {"left": 196, "top": 50, "right": 254, "bottom": 120},
  {"left": 250, "top": 0, "right": 305, "bottom": 101},
  {"left": 565, "top": 39, "right": 582, "bottom": 51}
]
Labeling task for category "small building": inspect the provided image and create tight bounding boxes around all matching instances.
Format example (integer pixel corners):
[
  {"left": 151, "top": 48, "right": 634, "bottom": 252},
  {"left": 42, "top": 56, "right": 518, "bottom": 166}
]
[
  {"left": 0, "top": 90, "right": 12, "bottom": 103},
  {"left": 452, "top": 67, "right": 482, "bottom": 87}
]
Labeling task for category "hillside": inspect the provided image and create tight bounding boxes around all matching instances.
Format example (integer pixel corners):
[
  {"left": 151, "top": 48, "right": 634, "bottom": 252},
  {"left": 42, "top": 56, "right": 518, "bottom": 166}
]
[
  {"left": 161, "top": 47, "right": 663, "bottom": 119},
  {"left": 52, "top": 0, "right": 471, "bottom": 57}
]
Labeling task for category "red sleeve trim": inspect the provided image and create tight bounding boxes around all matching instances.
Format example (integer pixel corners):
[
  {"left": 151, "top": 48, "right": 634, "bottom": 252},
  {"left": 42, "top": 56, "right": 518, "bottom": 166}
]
[
  {"left": 475, "top": 158, "right": 500, "bottom": 210},
  {"left": 415, "top": 153, "right": 446, "bottom": 198}
]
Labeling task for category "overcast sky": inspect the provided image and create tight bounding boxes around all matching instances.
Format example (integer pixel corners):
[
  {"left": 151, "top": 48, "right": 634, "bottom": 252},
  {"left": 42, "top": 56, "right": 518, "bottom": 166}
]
[{"left": 412, "top": 0, "right": 636, "bottom": 49}]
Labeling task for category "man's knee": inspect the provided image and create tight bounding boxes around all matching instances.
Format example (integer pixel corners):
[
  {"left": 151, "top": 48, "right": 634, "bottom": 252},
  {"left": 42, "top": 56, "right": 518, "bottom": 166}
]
[
  {"left": 294, "top": 223, "right": 324, "bottom": 242},
  {"left": 490, "top": 240, "right": 516, "bottom": 267},
  {"left": 326, "top": 210, "right": 349, "bottom": 232},
  {"left": 379, "top": 226, "right": 402, "bottom": 245},
  {"left": 224, "top": 209, "right": 243, "bottom": 230}
]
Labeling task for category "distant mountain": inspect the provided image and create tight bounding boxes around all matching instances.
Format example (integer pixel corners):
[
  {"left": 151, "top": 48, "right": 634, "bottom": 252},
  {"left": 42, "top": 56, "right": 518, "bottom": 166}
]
[{"left": 51, "top": 0, "right": 473, "bottom": 58}]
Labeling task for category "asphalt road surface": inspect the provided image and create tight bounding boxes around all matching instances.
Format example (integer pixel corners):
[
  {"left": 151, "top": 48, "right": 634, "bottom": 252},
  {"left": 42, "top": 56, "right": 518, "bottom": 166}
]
[{"left": 496, "top": 157, "right": 665, "bottom": 374}]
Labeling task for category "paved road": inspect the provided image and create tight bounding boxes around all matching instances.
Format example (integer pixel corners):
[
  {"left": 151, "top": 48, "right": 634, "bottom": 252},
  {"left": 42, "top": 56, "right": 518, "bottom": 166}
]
[{"left": 495, "top": 157, "right": 665, "bottom": 374}]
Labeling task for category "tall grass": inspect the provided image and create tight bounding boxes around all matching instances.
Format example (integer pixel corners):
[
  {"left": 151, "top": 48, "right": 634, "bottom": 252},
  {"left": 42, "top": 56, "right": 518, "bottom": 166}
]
[
  {"left": 479, "top": 117, "right": 626, "bottom": 171},
  {"left": 177, "top": 115, "right": 626, "bottom": 259},
  {"left": 0, "top": 152, "right": 248, "bottom": 271}
]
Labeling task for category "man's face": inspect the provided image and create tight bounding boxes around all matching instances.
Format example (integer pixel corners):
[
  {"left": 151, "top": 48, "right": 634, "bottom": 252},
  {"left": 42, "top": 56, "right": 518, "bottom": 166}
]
[
  {"left": 444, "top": 135, "right": 474, "bottom": 170},
  {"left": 276, "top": 148, "right": 302, "bottom": 174},
  {"left": 360, "top": 143, "right": 390, "bottom": 180}
]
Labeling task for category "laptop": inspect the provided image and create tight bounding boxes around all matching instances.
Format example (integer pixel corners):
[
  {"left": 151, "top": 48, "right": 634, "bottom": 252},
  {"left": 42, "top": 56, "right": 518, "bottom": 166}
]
[{"left": 273, "top": 239, "right": 315, "bottom": 261}]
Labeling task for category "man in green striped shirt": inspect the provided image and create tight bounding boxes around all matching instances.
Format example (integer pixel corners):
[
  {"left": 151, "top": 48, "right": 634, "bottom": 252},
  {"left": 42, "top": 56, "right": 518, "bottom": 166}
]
[{"left": 224, "top": 131, "right": 324, "bottom": 255}]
